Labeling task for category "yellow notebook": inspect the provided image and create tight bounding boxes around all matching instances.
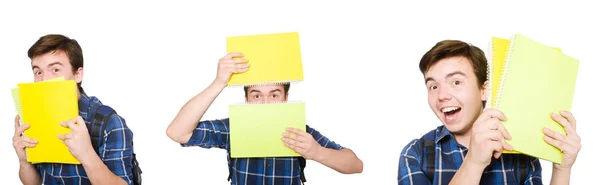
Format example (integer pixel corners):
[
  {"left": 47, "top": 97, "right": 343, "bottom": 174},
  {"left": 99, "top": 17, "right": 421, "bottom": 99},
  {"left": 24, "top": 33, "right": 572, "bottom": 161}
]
[
  {"left": 14, "top": 78, "right": 80, "bottom": 164},
  {"left": 229, "top": 102, "right": 306, "bottom": 158},
  {"left": 488, "top": 38, "right": 563, "bottom": 154},
  {"left": 226, "top": 32, "right": 304, "bottom": 86},
  {"left": 493, "top": 33, "right": 579, "bottom": 163}
]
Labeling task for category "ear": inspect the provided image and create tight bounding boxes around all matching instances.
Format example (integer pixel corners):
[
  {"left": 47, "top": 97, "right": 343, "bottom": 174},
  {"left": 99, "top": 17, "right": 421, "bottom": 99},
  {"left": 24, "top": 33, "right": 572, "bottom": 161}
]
[
  {"left": 74, "top": 67, "right": 84, "bottom": 84},
  {"left": 480, "top": 80, "right": 489, "bottom": 101}
]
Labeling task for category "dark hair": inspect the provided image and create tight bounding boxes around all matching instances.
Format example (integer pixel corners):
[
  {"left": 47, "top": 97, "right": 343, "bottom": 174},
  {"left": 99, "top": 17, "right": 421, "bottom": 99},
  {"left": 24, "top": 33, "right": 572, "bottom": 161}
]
[
  {"left": 419, "top": 40, "right": 488, "bottom": 106},
  {"left": 28, "top": 34, "right": 84, "bottom": 90},
  {"left": 244, "top": 83, "right": 291, "bottom": 97}
]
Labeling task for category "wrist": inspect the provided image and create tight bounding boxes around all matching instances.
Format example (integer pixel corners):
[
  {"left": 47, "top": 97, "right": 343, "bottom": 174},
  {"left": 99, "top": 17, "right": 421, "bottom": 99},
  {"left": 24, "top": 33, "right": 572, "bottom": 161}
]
[
  {"left": 553, "top": 165, "right": 572, "bottom": 173},
  {"left": 79, "top": 147, "right": 99, "bottom": 166},
  {"left": 211, "top": 80, "right": 228, "bottom": 89},
  {"left": 314, "top": 146, "right": 327, "bottom": 162},
  {"left": 19, "top": 160, "right": 33, "bottom": 168},
  {"left": 464, "top": 155, "right": 486, "bottom": 173}
]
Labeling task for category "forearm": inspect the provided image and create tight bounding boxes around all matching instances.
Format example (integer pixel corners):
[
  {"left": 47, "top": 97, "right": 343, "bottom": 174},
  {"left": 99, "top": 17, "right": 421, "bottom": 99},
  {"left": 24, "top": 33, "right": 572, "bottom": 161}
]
[
  {"left": 314, "top": 148, "right": 363, "bottom": 174},
  {"left": 82, "top": 153, "right": 127, "bottom": 185},
  {"left": 19, "top": 161, "right": 41, "bottom": 185},
  {"left": 550, "top": 167, "right": 571, "bottom": 185},
  {"left": 166, "top": 81, "right": 226, "bottom": 143},
  {"left": 448, "top": 159, "right": 484, "bottom": 185}
]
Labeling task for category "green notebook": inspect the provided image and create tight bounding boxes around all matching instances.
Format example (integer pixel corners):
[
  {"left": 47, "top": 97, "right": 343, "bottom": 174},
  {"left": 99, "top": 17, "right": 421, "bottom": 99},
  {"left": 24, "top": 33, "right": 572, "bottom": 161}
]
[
  {"left": 229, "top": 102, "right": 306, "bottom": 158},
  {"left": 496, "top": 33, "right": 579, "bottom": 164}
]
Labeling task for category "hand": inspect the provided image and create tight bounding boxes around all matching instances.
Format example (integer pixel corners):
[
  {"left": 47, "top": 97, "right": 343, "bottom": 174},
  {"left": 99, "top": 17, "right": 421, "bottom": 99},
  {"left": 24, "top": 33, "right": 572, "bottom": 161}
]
[
  {"left": 12, "top": 115, "right": 38, "bottom": 163},
  {"left": 544, "top": 111, "right": 581, "bottom": 171},
  {"left": 214, "top": 52, "right": 250, "bottom": 85},
  {"left": 465, "top": 108, "right": 513, "bottom": 169},
  {"left": 58, "top": 116, "right": 95, "bottom": 164},
  {"left": 282, "top": 127, "right": 323, "bottom": 160}
]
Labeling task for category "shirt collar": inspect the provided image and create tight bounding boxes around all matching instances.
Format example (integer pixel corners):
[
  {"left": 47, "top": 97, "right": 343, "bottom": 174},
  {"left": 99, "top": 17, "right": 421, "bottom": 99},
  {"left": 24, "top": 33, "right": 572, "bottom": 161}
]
[{"left": 435, "top": 125, "right": 453, "bottom": 143}]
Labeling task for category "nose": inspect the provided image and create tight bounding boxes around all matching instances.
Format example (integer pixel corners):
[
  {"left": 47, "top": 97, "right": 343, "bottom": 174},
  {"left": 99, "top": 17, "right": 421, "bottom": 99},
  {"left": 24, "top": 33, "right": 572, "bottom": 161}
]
[
  {"left": 42, "top": 72, "right": 53, "bottom": 81},
  {"left": 437, "top": 85, "right": 452, "bottom": 101}
]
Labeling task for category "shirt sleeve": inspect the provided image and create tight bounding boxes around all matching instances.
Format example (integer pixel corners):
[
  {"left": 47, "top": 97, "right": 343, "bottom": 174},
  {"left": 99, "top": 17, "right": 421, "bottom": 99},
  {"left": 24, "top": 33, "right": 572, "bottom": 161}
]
[
  {"left": 398, "top": 139, "right": 432, "bottom": 185},
  {"left": 525, "top": 157, "right": 543, "bottom": 185},
  {"left": 306, "top": 125, "right": 344, "bottom": 150},
  {"left": 180, "top": 118, "right": 230, "bottom": 149},
  {"left": 100, "top": 114, "right": 134, "bottom": 185}
]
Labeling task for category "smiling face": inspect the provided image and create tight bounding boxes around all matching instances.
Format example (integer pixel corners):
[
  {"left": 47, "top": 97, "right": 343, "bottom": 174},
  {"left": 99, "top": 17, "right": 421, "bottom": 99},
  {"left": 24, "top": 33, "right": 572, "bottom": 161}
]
[
  {"left": 245, "top": 84, "right": 288, "bottom": 103},
  {"left": 424, "top": 56, "right": 488, "bottom": 135}
]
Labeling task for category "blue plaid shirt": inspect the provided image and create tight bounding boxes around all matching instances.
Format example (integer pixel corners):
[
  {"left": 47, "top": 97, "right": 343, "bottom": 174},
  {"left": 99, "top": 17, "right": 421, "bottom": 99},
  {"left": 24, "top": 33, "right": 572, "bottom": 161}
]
[
  {"left": 35, "top": 90, "right": 134, "bottom": 185},
  {"left": 182, "top": 118, "right": 344, "bottom": 185},
  {"left": 398, "top": 125, "right": 543, "bottom": 185}
]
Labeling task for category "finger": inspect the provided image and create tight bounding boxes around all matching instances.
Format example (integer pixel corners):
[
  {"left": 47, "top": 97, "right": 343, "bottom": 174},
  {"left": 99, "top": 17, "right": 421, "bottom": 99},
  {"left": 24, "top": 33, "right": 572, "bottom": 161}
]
[
  {"left": 22, "top": 137, "right": 38, "bottom": 144},
  {"left": 14, "top": 115, "right": 20, "bottom": 129},
  {"left": 543, "top": 128, "right": 566, "bottom": 142},
  {"left": 282, "top": 132, "right": 300, "bottom": 142},
  {"left": 222, "top": 52, "right": 244, "bottom": 60},
  {"left": 560, "top": 111, "right": 577, "bottom": 131},
  {"left": 489, "top": 140, "right": 503, "bottom": 159},
  {"left": 283, "top": 139, "right": 303, "bottom": 153},
  {"left": 544, "top": 135, "right": 567, "bottom": 152},
  {"left": 14, "top": 124, "right": 30, "bottom": 138},
  {"left": 58, "top": 134, "right": 65, "bottom": 140},
  {"left": 494, "top": 119, "right": 512, "bottom": 140},
  {"left": 23, "top": 141, "right": 37, "bottom": 148},
  {"left": 551, "top": 113, "right": 574, "bottom": 135},
  {"left": 236, "top": 63, "right": 250, "bottom": 69},
  {"left": 234, "top": 67, "right": 249, "bottom": 73},
  {"left": 61, "top": 120, "right": 78, "bottom": 130},
  {"left": 481, "top": 108, "right": 508, "bottom": 121}
]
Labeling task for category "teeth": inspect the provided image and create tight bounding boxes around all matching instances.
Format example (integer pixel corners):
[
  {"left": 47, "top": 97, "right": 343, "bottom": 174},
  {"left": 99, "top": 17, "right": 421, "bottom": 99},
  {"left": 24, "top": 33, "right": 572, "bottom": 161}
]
[{"left": 442, "top": 107, "right": 460, "bottom": 113}]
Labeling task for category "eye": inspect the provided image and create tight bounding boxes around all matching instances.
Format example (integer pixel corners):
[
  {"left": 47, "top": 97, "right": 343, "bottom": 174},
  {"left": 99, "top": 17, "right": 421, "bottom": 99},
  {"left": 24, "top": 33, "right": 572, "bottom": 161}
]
[
  {"left": 429, "top": 85, "right": 438, "bottom": 90},
  {"left": 34, "top": 71, "right": 42, "bottom": 76},
  {"left": 253, "top": 95, "right": 260, "bottom": 99},
  {"left": 52, "top": 68, "right": 60, "bottom": 73},
  {"left": 270, "top": 94, "right": 278, "bottom": 98},
  {"left": 453, "top": 80, "right": 462, "bottom": 86}
]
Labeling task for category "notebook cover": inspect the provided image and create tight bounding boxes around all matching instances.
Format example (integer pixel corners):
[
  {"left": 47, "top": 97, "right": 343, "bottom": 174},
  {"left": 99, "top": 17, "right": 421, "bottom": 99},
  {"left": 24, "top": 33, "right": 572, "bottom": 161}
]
[
  {"left": 18, "top": 79, "right": 80, "bottom": 164},
  {"left": 496, "top": 33, "right": 579, "bottom": 163},
  {"left": 229, "top": 102, "right": 306, "bottom": 158},
  {"left": 226, "top": 32, "right": 304, "bottom": 86}
]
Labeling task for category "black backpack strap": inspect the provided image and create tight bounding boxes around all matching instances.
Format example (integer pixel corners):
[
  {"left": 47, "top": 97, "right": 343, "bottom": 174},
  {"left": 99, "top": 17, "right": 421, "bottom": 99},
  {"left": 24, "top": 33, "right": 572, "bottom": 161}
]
[
  {"left": 512, "top": 155, "right": 528, "bottom": 185},
  {"left": 299, "top": 156, "right": 306, "bottom": 183},
  {"left": 422, "top": 139, "right": 435, "bottom": 182},
  {"left": 227, "top": 153, "right": 233, "bottom": 181},
  {"left": 90, "top": 105, "right": 116, "bottom": 155}
]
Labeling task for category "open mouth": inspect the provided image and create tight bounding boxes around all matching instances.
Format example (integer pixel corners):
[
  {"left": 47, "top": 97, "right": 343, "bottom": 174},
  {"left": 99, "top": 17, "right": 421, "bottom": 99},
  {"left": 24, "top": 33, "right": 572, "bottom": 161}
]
[{"left": 441, "top": 106, "right": 461, "bottom": 122}]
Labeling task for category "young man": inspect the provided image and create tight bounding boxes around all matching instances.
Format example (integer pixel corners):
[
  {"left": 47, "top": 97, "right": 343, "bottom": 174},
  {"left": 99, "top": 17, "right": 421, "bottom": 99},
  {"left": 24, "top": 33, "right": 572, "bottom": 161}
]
[
  {"left": 166, "top": 52, "right": 363, "bottom": 185},
  {"left": 12, "top": 34, "right": 135, "bottom": 185},
  {"left": 397, "top": 40, "right": 581, "bottom": 185}
]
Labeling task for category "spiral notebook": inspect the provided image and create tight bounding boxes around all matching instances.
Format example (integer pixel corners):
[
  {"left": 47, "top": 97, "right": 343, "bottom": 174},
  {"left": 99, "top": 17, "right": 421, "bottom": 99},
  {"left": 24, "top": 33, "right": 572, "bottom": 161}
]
[
  {"left": 489, "top": 33, "right": 579, "bottom": 163},
  {"left": 12, "top": 77, "right": 80, "bottom": 164},
  {"left": 226, "top": 32, "right": 304, "bottom": 86},
  {"left": 229, "top": 102, "right": 306, "bottom": 158},
  {"left": 226, "top": 32, "right": 307, "bottom": 158}
]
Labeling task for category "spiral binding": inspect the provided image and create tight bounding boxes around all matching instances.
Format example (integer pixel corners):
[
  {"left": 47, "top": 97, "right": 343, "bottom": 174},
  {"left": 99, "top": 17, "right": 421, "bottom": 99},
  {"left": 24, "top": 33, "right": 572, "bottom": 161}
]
[
  {"left": 496, "top": 34, "right": 518, "bottom": 109},
  {"left": 230, "top": 100, "right": 305, "bottom": 105},
  {"left": 484, "top": 38, "right": 494, "bottom": 109},
  {"left": 227, "top": 80, "right": 302, "bottom": 88}
]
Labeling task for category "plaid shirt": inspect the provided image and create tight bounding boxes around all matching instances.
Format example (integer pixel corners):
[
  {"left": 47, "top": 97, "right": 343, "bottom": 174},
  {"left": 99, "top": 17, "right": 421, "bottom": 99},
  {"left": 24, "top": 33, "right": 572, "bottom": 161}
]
[
  {"left": 35, "top": 90, "right": 134, "bottom": 185},
  {"left": 398, "top": 125, "right": 543, "bottom": 185},
  {"left": 182, "top": 118, "right": 344, "bottom": 185}
]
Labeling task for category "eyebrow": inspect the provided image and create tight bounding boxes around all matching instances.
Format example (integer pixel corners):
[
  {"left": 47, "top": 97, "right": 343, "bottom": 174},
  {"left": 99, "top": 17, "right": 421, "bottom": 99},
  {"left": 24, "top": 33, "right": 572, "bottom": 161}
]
[
  {"left": 31, "top": 62, "right": 63, "bottom": 70},
  {"left": 424, "top": 71, "right": 467, "bottom": 84},
  {"left": 269, "top": 89, "right": 282, "bottom": 93}
]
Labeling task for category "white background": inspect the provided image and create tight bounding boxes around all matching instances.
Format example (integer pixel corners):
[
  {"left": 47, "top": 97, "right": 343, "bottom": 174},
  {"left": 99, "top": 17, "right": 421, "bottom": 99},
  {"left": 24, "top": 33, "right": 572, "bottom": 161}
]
[{"left": 1, "top": 1, "right": 598, "bottom": 184}]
